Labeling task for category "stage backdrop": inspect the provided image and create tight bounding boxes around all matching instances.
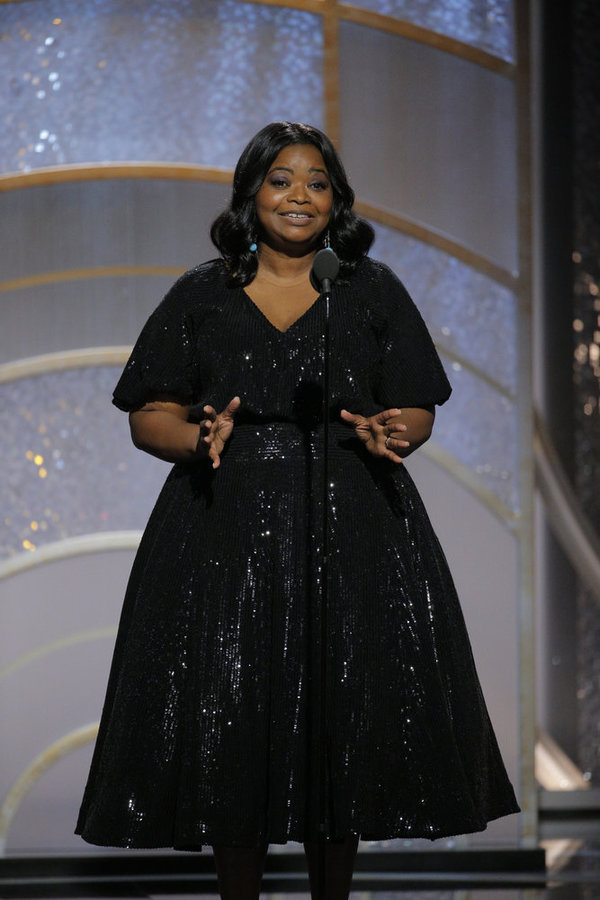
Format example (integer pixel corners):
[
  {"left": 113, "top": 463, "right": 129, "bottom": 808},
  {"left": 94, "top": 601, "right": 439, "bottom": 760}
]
[{"left": 0, "top": 0, "right": 534, "bottom": 856}]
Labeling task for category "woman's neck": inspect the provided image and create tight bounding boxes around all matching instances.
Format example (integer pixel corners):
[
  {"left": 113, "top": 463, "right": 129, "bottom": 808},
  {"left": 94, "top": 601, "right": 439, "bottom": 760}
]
[{"left": 255, "top": 243, "right": 315, "bottom": 284}]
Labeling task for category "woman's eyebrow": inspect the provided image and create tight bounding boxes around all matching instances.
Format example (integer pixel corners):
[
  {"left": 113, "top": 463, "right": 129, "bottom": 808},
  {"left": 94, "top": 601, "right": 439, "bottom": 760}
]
[{"left": 266, "top": 166, "right": 329, "bottom": 176}]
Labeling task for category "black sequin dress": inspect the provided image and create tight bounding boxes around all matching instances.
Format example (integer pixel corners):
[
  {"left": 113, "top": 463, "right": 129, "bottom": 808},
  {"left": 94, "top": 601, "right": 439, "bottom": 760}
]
[{"left": 76, "top": 257, "right": 519, "bottom": 850}]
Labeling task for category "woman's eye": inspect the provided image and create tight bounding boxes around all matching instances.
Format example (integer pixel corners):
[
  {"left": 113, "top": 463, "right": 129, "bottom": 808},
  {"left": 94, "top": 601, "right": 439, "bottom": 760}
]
[
  {"left": 270, "top": 178, "right": 289, "bottom": 188},
  {"left": 310, "top": 181, "right": 329, "bottom": 191}
]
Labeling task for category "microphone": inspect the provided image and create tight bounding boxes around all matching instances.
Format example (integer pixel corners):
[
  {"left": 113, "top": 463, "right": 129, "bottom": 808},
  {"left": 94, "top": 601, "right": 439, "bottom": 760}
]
[{"left": 310, "top": 247, "right": 340, "bottom": 294}]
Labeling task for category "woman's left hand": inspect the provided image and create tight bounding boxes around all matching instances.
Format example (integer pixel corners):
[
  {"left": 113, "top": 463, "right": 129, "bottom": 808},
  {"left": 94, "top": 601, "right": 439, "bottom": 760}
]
[{"left": 340, "top": 407, "right": 409, "bottom": 463}]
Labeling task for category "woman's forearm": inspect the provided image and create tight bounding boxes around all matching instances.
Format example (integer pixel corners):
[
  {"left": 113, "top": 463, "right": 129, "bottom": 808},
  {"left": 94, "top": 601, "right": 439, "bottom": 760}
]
[
  {"left": 129, "top": 409, "right": 202, "bottom": 463},
  {"left": 387, "top": 406, "right": 435, "bottom": 457}
]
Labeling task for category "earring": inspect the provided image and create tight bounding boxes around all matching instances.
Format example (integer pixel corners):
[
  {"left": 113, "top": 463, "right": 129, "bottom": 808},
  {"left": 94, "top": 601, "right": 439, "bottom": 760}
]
[
  {"left": 323, "top": 230, "right": 330, "bottom": 249},
  {"left": 249, "top": 240, "right": 258, "bottom": 252}
]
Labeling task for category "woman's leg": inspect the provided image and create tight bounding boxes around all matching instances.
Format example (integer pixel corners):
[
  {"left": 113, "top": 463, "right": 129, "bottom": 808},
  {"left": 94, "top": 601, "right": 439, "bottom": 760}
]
[
  {"left": 303, "top": 833, "right": 359, "bottom": 900},
  {"left": 212, "top": 843, "right": 269, "bottom": 900}
]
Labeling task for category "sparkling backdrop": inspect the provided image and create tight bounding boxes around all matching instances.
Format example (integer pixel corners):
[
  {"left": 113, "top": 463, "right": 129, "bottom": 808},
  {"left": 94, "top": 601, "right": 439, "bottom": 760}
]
[
  {"left": 348, "top": 0, "right": 514, "bottom": 61},
  {"left": 0, "top": 0, "right": 323, "bottom": 174},
  {"left": 0, "top": 368, "right": 166, "bottom": 560},
  {"left": 433, "top": 365, "right": 517, "bottom": 511},
  {"left": 372, "top": 223, "right": 518, "bottom": 511},
  {"left": 372, "top": 223, "right": 518, "bottom": 395}
]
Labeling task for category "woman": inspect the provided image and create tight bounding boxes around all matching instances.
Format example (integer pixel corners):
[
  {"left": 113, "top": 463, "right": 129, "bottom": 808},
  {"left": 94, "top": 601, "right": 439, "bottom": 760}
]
[{"left": 76, "top": 122, "right": 519, "bottom": 899}]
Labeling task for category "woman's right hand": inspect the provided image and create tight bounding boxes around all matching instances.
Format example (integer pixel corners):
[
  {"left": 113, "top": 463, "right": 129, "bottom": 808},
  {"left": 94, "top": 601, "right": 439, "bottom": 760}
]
[{"left": 198, "top": 396, "right": 241, "bottom": 469}]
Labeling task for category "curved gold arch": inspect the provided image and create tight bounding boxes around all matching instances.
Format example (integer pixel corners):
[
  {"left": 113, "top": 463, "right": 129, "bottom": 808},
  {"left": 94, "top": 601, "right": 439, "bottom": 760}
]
[
  {"left": 0, "top": 164, "right": 516, "bottom": 285},
  {"left": 0, "top": 162, "right": 232, "bottom": 193},
  {"left": 0, "top": 531, "right": 142, "bottom": 582},
  {"left": 0, "top": 265, "right": 185, "bottom": 294},
  {"left": 354, "top": 201, "right": 517, "bottom": 288},
  {"left": 0, "top": 628, "right": 117, "bottom": 684},
  {"left": 0, "top": 347, "right": 132, "bottom": 383},
  {"left": 0, "top": 723, "right": 99, "bottom": 853},
  {"left": 336, "top": 5, "right": 514, "bottom": 75},
  {"left": 422, "top": 442, "right": 521, "bottom": 534}
]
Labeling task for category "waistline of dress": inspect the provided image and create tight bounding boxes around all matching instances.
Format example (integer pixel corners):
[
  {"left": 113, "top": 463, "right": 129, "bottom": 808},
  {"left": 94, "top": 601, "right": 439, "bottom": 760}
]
[{"left": 224, "top": 421, "right": 357, "bottom": 461}]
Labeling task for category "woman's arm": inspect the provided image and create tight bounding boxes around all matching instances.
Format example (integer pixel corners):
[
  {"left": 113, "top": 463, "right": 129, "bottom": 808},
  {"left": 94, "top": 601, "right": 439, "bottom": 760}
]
[
  {"left": 385, "top": 406, "right": 435, "bottom": 458},
  {"left": 129, "top": 395, "right": 240, "bottom": 468}
]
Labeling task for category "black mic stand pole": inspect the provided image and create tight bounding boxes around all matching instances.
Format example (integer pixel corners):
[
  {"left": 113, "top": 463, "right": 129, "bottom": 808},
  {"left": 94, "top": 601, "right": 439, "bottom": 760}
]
[
  {"left": 310, "top": 248, "right": 339, "bottom": 900},
  {"left": 317, "top": 279, "right": 330, "bottom": 900}
]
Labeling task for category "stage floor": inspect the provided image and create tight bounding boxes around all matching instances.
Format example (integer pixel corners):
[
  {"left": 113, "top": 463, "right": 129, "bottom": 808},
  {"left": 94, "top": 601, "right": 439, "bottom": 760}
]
[{"left": 2, "top": 840, "right": 600, "bottom": 900}]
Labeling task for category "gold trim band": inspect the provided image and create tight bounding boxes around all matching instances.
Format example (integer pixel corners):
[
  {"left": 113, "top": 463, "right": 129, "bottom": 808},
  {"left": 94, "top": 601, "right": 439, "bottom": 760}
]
[
  {"left": 338, "top": 4, "right": 514, "bottom": 75},
  {"left": 0, "top": 348, "right": 133, "bottom": 383},
  {"left": 0, "top": 629, "right": 117, "bottom": 683},
  {"left": 0, "top": 162, "right": 232, "bottom": 193},
  {"left": 0, "top": 532, "right": 142, "bottom": 582},
  {"left": 419, "top": 442, "right": 521, "bottom": 531},
  {"left": 0, "top": 724, "right": 99, "bottom": 851},
  {"left": 0, "top": 265, "right": 185, "bottom": 294},
  {"left": 355, "top": 201, "right": 517, "bottom": 288}
]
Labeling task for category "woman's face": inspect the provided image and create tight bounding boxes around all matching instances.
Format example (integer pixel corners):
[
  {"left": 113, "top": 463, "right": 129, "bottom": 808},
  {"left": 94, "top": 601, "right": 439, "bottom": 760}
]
[{"left": 254, "top": 143, "right": 333, "bottom": 252}]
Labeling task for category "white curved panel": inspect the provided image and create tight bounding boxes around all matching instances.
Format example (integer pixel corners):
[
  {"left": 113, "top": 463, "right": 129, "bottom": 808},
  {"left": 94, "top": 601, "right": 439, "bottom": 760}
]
[
  {"left": 0, "top": 548, "right": 135, "bottom": 852},
  {"left": 0, "top": 179, "right": 230, "bottom": 285},
  {"left": 340, "top": 22, "right": 518, "bottom": 271},
  {"left": 0, "top": 723, "right": 98, "bottom": 853},
  {"left": 0, "top": 277, "right": 176, "bottom": 365}
]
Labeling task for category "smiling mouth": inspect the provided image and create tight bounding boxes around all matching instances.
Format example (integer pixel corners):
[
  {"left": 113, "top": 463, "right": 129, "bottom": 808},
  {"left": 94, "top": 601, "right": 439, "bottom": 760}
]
[{"left": 280, "top": 212, "right": 313, "bottom": 219}]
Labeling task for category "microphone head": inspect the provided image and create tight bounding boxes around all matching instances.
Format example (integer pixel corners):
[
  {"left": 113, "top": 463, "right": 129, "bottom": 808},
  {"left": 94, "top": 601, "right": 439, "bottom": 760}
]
[{"left": 310, "top": 247, "right": 340, "bottom": 291}]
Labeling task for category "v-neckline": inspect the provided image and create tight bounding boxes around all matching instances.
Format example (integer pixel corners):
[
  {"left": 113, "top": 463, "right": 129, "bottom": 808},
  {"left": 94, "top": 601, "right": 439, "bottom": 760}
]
[{"left": 240, "top": 286, "right": 323, "bottom": 335}]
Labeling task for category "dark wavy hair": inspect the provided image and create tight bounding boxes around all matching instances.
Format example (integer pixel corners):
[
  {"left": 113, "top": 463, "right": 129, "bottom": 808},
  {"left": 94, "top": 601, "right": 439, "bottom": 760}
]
[{"left": 210, "top": 122, "right": 374, "bottom": 285}]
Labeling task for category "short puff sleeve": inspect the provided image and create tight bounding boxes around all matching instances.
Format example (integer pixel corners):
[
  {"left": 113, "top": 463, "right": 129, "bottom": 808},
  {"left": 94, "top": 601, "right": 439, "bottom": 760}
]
[
  {"left": 371, "top": 262, "right": 451, "bottom": 409},
  {"left": 112, "top": 276, "right": 199, "bottom": 412}
]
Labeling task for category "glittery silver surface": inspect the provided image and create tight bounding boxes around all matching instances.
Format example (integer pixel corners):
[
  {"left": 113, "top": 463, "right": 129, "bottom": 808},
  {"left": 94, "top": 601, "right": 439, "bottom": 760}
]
[
  {"left": 0, "top": 0, "right": 323, "bottom": 174},
  {"left": 0, "top": 367, "right": 166, "bottom": 559},
  {"left": 371, "top": 223, "right": 518, "bottom": 511},
  {"left": 434, "top": 364, "right": 517, "bottom": 511},
  {"left": 371, "top": 223, "right": 518, "bottom": 395},
  {"left": 351, "top": 0, "right": 515, "bottom": 61}
]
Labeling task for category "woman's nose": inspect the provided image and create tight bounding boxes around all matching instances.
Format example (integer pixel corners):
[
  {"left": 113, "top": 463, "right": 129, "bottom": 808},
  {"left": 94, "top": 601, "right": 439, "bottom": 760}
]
[{"left": 288, "top": 183, "right": 309, "bottom": 202}]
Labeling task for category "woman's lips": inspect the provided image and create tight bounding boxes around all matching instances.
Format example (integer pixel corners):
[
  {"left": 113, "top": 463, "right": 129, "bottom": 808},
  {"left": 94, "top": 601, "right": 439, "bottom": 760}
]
[{"left": 279, "top": 211, "right": 313, "bottom": 221}]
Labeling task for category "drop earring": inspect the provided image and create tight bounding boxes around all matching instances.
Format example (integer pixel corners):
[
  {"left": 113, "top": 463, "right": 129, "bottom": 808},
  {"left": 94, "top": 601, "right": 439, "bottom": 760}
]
[{"left": 323, "top": 230, "right": 330, "bottom": 249}]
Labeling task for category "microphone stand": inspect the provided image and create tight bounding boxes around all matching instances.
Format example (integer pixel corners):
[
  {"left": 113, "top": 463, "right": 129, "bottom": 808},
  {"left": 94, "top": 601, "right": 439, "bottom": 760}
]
[
  {"left": 309, "top": 248, "right": 339, "bottom": 900},
  {"left": 317, "top": 281, "right": 330, "bottom": 900}
]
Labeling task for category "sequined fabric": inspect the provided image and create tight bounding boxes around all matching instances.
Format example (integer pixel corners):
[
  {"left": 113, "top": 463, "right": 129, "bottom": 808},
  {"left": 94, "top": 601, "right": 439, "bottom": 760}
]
[{"left": 76, "top": 258, "right": 519, "bottom": 849}]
